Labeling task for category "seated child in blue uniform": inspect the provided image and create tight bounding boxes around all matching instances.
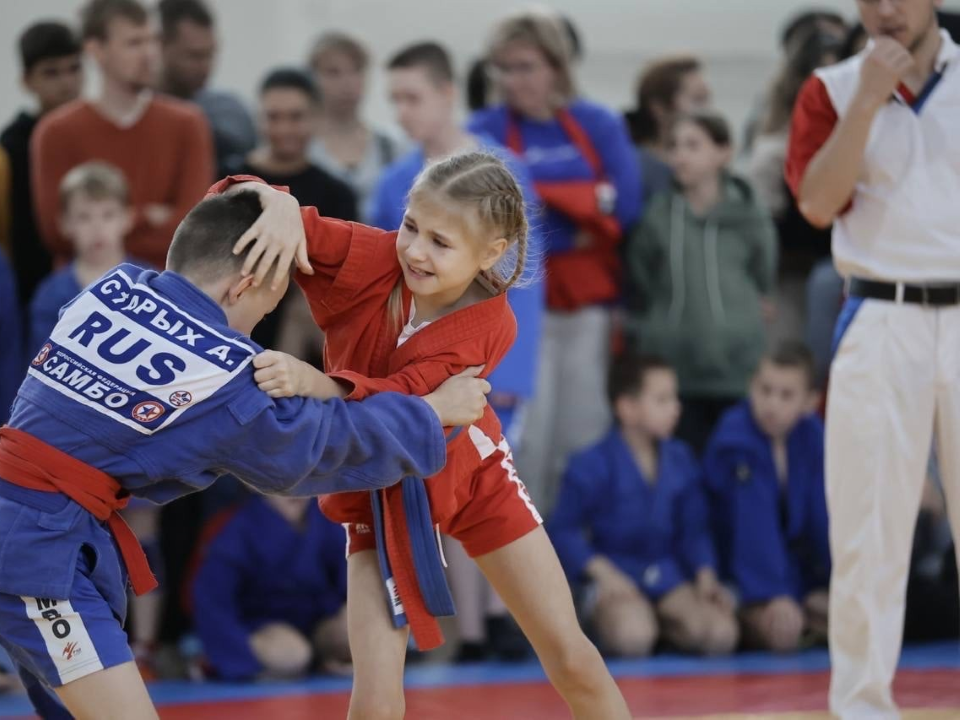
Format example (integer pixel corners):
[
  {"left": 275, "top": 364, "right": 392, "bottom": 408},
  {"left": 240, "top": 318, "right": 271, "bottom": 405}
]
[
  {"left": 29, "top": 162, "right": 135, "bottom": 356},
  {"left": 191, "top": 495, "right": 350, "bottom": 681},
  {"left": 704, "top": 341, "right": 830, "bottom": 652},
  {"left": 548, "top": 355, "right": 738, "bottom": 657},
  {"left": 0, "top": 187, "right": 490, "bottom": 720}
]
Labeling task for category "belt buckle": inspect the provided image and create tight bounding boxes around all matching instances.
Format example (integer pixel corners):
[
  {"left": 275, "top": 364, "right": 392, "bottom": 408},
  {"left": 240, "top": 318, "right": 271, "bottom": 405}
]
[{"left": 921, "top": 285, "right": 930, "bottom": 306}]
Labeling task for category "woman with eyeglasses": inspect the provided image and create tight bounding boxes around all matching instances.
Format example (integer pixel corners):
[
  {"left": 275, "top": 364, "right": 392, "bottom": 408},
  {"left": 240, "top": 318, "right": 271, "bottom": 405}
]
[{"left": 469, "top": 8, "right": 641, "bottom": 515}]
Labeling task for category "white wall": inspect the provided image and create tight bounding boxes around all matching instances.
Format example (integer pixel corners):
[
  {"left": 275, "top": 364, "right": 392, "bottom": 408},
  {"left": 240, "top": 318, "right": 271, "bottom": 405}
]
[{"left": 3, "top": 0, "right": 959, "bottom": 143}]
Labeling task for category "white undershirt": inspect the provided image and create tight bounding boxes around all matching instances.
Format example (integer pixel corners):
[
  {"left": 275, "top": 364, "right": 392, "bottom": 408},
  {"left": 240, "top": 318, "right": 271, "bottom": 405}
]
[{"left": 397, "top": 299, "right": 431, "bottom": 347}]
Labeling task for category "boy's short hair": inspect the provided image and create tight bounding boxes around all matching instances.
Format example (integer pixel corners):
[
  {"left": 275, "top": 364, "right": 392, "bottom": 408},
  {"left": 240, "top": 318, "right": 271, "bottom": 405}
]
[
  {"left": 761, "top": 340, "right": 816, "bottom": 388},
  {"left": 607, "top": 353, "right": 674, "bottom": 406},
  {"left": 387, "top": 42, "right": 454, "bottom": 85},
  {"left": 59, "top": 162, "right": 130, "bottom": 212},
  {"left": 259, "top": 67, "right": 320, "bottom": 103},
  {"left": 80, "top": 0, "right": 148, "bottom": 42},
  {"left": 166, "top": 191, "right": 264, "bottom": 281},
  {"left": 158, "top": 0, "right": 213, "bottom": 42},
  {"left": 19, "top": 22, "right": 81, "bottom": 74}
]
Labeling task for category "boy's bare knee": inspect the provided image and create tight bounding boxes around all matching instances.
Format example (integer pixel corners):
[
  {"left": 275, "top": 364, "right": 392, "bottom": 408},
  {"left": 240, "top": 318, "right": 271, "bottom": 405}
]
[
  {"left": 677, "top": 611, "right": 710, "bottom": 649},
  {"left": 250, "top": 622, "right": 312, "bottom": 677},
  {"left": 767, "top": 625, "right": 802, "bottom": 652},
  {"left": 764, "top": 603, "right": 803, "bottom": 653},
  {"left": 597, "top": 616, "right": 657, "bottom": 657},
  {"left": 704, "top": 615, "right": 739, "bottom": 655},
  {"left": 595, "top": 596, "right": 657, "bottom": 657},
  {"left": 610, "top": 619, "right": 658, "bottom": 657}
]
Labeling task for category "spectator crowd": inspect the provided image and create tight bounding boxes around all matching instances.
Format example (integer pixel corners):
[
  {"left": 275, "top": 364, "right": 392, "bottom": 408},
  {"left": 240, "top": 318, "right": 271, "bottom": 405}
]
[{"left": 1, "top": 0, "right": 957, "bottom": 688}]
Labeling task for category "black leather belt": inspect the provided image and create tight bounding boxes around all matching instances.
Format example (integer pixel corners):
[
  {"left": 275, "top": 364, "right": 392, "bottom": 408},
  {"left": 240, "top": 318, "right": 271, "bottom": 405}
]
[{"left": 848, "top": 278, "right": 960, "bottom": 306}]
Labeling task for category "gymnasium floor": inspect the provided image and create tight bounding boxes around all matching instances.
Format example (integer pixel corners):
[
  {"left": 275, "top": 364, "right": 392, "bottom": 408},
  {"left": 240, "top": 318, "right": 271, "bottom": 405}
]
[{"left": 0, "top": 642, "right": 958, "bottom": 718}]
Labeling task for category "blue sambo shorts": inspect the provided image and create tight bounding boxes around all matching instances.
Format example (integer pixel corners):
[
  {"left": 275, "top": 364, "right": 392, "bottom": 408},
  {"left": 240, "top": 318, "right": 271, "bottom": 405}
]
[{"left": 0, "top": 547, "right": 133, "bottom": 689}]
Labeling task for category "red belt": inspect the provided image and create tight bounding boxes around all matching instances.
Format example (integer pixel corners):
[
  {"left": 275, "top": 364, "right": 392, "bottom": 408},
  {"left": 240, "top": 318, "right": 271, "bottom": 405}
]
[{"left": 0, "top": 427, "right": 158, "bottom": 596}]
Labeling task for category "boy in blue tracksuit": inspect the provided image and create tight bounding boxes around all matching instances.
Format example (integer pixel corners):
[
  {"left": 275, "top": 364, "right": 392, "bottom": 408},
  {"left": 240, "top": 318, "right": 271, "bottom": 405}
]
[
  {"left": 704, "top": 341, "right": 830, "bottom": 653},
  {"left": 191, "top": 496, "right": 349, "bottom": 681},
  {"left": 548, "top": 355, "right": 738, "bottom": 657},
  {"left": 0, "top": 188, "right": 487, "bottom": 719}
]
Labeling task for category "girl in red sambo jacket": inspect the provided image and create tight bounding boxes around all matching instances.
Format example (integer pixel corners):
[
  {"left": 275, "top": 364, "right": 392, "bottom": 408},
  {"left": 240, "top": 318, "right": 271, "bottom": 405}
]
[{"left": 218, "top": 152, "right": 629, "bottom": 719}]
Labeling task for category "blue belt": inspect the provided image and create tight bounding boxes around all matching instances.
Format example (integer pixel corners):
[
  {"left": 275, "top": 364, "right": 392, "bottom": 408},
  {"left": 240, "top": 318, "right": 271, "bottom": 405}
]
[{"left": 372, "top": 427, "right": 461, "bottom": 636}]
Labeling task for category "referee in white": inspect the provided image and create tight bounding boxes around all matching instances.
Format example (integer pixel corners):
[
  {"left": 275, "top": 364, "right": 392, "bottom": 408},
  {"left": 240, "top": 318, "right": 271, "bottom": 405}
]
[{"left": 786, "top": 1, "right": 960, "bottom": 717}]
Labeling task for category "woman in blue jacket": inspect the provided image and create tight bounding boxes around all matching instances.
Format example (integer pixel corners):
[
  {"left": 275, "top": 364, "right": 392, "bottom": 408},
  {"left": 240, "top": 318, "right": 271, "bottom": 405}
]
[{"left": 470, "top": 8, "right": 641, "bottom": 514}]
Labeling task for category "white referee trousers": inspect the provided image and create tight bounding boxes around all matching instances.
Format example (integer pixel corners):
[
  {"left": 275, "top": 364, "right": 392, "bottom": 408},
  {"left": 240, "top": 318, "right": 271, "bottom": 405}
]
[{"left": 827, "top": 298, "right": 960, "bottom": 719}]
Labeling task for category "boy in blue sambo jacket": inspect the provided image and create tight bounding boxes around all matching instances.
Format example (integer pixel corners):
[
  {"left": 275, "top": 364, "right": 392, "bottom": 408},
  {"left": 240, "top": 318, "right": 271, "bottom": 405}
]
[
  {"left": 549, "top": 354, "right": 737, "bottom": 657},
  {"left": 704, "top": 341, "right": 830, "bottom": 652},
  {"left": 0, "top": 187, "right": 488, "bottom": 719}
]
